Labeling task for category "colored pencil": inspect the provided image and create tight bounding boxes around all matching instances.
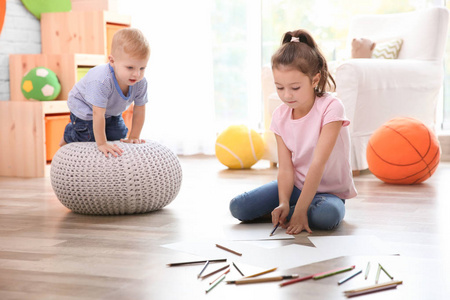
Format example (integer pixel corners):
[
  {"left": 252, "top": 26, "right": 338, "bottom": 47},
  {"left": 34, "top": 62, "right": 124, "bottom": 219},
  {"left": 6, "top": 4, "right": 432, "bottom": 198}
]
[
  {"left": 280, "top": 265, "right": 356, "bottom": 287},
  {"left": 232, "top": 262, "right": 245, "bottom": 276},
  {"left": 338, "top": 269, "right": 362, "bottom": 285},
  {"left": 364, "top": 262, "right": 370, "bottom": 280},
  {"left": 379, "top": 263, "right": 394, "bottom": 280},
  {"left": 313, "top": 265, "right": 355, "bottom": 280},
  {"left": 216, "top": 244, "right": 242, "bottom": 256},
  {"left": 344, "top": 280, "right": 403, "bottom": 297},
  {"left": 198, "top": 260, "right": 210, "bottom": 278},
  {"left": 227, "top": 274, "right": 299, "bottom": 285},
  {"left": 205, "top": 274, "right": 226, "bottom": 294},
  {"left": 200, "top": 264, "right": 230, "bottom": 280},
  {"left": 209, "top": 268, "right": 230, "bottom": 285},
  {"left": 279, "top": 274, "right": 314, "bottom": 287},
  {"left": 375, "top": 263, "right": 382, "bottom": 284},
  {"left": 270, "top": 223, "right": 280, "bottom": 236},
  {"left": 166, "top": 259, "right": 227, "bottom": 267},
  {"left": 243, "top": 267, "right": 277, "bottom": 278}
]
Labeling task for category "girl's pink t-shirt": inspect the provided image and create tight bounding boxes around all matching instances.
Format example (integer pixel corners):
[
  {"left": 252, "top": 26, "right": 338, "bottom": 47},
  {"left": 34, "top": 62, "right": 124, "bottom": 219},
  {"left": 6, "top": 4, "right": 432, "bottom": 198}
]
[{"left": 270, "top": 93, "right": 357, "bottom": 199}]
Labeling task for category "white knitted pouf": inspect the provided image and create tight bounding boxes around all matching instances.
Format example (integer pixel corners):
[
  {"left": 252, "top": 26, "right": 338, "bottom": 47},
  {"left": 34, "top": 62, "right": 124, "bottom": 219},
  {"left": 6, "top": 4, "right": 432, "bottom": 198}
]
[{"left": 50, "top": 141, "right": 182, "bottom": 215}]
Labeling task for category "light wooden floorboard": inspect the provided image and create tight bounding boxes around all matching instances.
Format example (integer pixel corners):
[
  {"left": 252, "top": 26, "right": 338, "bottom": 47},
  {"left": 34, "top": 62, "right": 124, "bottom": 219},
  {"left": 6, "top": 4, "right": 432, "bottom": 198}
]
[{"left": 0, "top": 156, "right": 449, "bottom": 299}]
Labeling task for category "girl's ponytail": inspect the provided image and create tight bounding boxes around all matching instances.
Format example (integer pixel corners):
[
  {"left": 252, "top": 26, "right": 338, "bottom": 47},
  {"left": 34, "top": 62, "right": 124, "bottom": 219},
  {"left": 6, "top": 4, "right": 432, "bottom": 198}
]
[{"left": 272, "top": 29, "right": 335, "bottom": 97}]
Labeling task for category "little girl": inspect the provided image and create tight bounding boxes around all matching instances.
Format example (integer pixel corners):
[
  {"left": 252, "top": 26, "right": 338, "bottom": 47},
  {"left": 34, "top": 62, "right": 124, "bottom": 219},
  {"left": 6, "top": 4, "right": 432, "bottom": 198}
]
[{"left": 229, "top": 29, "right": 357, "bottom": 235}]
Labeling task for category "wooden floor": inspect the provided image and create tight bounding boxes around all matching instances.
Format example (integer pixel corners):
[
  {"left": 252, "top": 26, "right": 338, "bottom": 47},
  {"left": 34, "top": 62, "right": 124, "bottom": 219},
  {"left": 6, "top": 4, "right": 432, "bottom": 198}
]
[{"left": 1, "top": 156, "right": 449, "bottom": 300}]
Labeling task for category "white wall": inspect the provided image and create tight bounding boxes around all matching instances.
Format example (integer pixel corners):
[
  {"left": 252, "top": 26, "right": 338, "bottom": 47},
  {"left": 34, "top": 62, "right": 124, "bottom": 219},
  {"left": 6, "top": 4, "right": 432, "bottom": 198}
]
[{"left": 0, "top": 0, "right": 41, "bottom": 101}]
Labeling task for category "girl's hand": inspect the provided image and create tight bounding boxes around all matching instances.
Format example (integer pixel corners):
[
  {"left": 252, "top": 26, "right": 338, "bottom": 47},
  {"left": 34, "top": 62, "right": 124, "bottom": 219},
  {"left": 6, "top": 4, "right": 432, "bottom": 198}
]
[
  {"left": 271, "top": 203, "right": 290, "bottom": 228},
  {"left": 286, "top": 211, "right": 312, "bottom": 235},
  {"left": 97, "top": 143, "right": 124, "bottom": 158},
  {"left": 120, "top": 138, "right": 146, "bottom": 144}
]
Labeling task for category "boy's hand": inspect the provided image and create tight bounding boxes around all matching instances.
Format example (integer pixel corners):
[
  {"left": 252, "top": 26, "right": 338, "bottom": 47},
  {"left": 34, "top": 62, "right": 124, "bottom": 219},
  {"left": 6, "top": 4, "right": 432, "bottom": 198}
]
[
  {"left": 97, "top": 143, "right": 124, "bottom": 158},
  {"left": 120, "top": 138, "right": 146, "bottom": 144}
]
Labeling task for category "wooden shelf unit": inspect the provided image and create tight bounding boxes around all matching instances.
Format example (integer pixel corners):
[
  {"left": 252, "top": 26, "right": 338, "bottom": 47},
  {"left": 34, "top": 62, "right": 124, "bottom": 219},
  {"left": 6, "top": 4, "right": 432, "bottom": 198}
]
[
  {"left": 0, "top": 10, "right": 132, "bottom": 177},
  {"left": 9, "top": 53, "right": 107, "bottom": 101},
  {"left": 41, "top": 10, "right": 131, "bottom": 56},
  {"left": 0, "top": 100, "right": 70, "bottom": 178}
]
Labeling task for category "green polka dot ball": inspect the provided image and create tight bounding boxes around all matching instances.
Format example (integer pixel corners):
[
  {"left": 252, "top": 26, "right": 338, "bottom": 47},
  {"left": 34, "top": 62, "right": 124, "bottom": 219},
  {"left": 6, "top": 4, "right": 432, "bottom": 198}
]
[{"left": 21, "top": 67, "right": 61, "bottom": 101}]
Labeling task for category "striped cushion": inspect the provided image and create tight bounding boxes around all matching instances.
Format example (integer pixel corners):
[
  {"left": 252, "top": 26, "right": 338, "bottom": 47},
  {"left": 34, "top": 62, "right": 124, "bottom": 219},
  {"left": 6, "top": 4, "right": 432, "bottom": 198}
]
[{"left": 372, "top": 39, "right": 403, "bottom": 59}]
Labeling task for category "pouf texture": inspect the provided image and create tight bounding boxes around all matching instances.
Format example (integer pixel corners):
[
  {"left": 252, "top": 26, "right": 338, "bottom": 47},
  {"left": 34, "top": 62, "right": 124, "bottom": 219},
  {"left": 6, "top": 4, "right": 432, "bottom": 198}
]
[
  {"left": 366, "top": 117, "right": 440, "bottom": 184},
  {"left": 51, "top": 141, "right": 182, "bottom": 215},
  {"left": 215, "top": 125, "right": 264, "bottom": 169}
]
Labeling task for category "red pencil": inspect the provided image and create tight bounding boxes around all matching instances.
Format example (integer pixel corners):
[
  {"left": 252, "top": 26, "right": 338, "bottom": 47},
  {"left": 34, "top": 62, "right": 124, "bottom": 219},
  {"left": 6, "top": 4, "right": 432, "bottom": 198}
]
[{"left": 279, "top": 274, "right": 314, "bottom": 287}]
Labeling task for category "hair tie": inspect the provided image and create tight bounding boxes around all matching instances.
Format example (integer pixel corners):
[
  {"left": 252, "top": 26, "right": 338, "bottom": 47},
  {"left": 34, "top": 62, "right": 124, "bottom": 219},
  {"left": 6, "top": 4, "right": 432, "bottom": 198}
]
[{"left": 290, "top": 36, "right": 300, "bottom": 43}]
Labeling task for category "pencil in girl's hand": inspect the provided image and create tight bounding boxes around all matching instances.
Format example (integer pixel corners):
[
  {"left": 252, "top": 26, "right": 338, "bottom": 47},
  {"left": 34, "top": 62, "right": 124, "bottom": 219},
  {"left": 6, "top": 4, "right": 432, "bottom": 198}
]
[{"left": 270, "top": 223, "right": 280, "bottom": 236}]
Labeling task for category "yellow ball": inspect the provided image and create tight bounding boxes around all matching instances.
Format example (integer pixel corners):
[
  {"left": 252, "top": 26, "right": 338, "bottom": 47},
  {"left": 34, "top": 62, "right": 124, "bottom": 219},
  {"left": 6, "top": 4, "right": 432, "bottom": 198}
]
[{"left": 215, "top": 125, "right": 264, "bottom": 169}]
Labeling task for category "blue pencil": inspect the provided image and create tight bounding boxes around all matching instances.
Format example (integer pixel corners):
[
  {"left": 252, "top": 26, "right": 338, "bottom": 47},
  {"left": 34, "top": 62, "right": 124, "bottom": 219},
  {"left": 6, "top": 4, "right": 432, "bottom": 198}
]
[
  {"left": 270, "top": 223, "right": 280, "bottom": 236},
  {"left": 338, "top": 269, "right": 362, "bottom": 285},
  {"left": 198, "top": 260, "right": 210, "bottom": 278}
]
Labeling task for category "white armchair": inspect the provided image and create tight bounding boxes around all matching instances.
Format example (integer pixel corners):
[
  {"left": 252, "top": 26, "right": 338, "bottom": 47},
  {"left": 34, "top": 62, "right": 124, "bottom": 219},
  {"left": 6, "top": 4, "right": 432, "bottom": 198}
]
[
  {"left": 262, "top": 7, "right": 449, "bottom": 171},
  {"left": 336, "top": 7, "right": 449, "bottom": 171}
]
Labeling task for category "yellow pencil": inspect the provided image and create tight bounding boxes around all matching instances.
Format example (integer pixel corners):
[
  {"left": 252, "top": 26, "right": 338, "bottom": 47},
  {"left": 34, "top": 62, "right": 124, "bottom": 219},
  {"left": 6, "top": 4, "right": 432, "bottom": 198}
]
[{"left": 243, "top": 267, "right": 277, "bottom": 278}]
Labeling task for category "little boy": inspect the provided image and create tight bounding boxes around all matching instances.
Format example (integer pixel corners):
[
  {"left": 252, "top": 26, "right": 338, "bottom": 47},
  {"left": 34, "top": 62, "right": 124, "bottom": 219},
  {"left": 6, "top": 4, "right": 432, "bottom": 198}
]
[{"left": 60, "top": 27, "right": 150, "bottom": 158}]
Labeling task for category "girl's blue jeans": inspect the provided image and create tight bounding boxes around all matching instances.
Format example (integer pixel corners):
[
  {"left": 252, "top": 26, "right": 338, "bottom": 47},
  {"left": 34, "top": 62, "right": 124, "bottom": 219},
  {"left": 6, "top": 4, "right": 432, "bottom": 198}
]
[{"left": 229, "top": 180, "right": 346, "bottom": 230}]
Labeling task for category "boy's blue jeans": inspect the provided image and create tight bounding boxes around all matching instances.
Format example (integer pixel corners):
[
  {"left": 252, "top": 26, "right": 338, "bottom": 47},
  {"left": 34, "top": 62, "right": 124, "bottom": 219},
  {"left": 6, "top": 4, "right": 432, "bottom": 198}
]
[
  {"left": 229, "top": 180, "right": 346, "bottom": 230},
  {"left": 63, "top": 113, "right": 128, "bottom": 143}
]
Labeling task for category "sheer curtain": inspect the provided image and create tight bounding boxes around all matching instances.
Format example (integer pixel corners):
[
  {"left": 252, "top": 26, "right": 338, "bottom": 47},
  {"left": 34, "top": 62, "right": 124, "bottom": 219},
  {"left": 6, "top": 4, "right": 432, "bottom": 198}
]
[{"left": 118, "top": 0, "right": 216, "bottom": 155}]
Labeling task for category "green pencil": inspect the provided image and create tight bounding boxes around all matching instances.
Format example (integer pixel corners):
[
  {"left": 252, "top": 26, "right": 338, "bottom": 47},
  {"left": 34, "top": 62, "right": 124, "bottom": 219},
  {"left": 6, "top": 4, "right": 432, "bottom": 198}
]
[
  {"left": 379, "top": 263, "right": 394, "bottom": 280},
  {"left": 313, "top": 265, "right": 355, "bottom": 280},
  {"left": 205, "top": 274, "right": 226, "bottom": 293}
]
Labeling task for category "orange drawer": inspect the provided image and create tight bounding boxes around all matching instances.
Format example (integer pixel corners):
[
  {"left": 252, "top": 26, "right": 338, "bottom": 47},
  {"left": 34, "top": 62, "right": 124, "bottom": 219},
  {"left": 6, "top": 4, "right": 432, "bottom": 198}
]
[
  {"left": 45, "top": 114, "right": 70, "bottom": 162},
  {"left": 106, "top": 23, "right": 129, "bottom": 56}
]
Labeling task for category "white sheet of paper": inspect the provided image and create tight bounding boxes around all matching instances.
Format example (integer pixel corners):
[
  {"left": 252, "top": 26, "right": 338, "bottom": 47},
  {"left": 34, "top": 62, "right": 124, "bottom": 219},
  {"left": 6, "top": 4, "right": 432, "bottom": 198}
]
[
  {"left": 222, "top": 223, "right": 295, "bottom": 241},
  {"left": 161, "top": 235, "right": 397, "bottom": 271},
  {"left": 308, "top": 235, "right": 397, "bottom": 257}
]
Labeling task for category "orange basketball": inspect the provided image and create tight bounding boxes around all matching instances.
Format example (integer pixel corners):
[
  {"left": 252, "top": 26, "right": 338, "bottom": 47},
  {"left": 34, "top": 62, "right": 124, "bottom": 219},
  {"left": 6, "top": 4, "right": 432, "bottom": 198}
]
[{"left": 366, "top": 117, "right": 440, "bottom": 184}]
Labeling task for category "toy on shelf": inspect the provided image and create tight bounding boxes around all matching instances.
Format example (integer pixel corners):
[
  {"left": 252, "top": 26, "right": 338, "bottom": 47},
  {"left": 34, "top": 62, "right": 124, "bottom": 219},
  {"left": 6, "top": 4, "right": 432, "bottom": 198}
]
[
  {"left": 21, "top": 0, "right": 71, "bottom": 20},
  {"left": 21, "top": 67, "right": 61, "bottom": 101}
]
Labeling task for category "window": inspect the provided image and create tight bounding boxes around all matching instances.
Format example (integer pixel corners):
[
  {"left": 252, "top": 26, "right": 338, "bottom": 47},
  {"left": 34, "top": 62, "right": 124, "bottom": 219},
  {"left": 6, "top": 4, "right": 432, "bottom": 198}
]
[{"left": 211, "top": 0, "right": 448, "bottom": 131}]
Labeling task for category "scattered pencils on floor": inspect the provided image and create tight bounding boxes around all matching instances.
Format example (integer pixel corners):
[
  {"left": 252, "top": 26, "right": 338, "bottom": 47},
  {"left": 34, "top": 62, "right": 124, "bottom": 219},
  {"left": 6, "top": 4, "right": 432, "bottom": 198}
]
[{"left": 166, "top": 239, "right": 403, "bottom": 296}]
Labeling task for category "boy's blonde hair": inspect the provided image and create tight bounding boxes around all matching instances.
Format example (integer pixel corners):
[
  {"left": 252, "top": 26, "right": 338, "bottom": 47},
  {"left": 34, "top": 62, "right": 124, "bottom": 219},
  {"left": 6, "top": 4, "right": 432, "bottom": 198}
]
[{"left": 111, "top": 28, "right": 150, "bottom": 59}]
